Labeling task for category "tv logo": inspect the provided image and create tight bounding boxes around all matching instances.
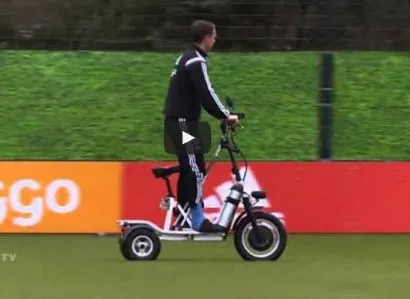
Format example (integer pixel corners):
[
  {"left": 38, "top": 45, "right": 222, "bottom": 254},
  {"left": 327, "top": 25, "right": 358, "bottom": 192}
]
[{"left": 1, "top": 252, "right": 17, "bottom": 262}]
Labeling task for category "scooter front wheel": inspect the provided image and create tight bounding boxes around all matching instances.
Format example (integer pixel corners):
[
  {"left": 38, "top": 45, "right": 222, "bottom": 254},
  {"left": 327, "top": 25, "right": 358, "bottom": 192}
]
[
  {"left": 234, "top": 212, "right": 287, "bottom": 261},
  {"left": 120, "top": 227, "right": 161, "bottom": 261}
]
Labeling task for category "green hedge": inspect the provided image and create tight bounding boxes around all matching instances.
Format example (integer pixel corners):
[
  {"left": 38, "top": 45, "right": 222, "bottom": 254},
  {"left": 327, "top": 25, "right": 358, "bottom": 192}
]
[
  {"left": 334, "top": 52, "right": 410, "bottom": 160},
  {"left": 0, "top": 50, "right": 409, "bottom": 160},
  {"left": 0, "top": 50, "right": 318, "bottom": 160}
]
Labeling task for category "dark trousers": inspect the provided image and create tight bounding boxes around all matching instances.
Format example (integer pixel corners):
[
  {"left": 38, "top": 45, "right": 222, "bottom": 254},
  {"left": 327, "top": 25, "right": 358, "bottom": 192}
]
[
  {"left": 177, "top": 150, "right": 205, "bottom": 208},
  {"left": 164, "top": 117, "right": 206, "bottom": 208}
]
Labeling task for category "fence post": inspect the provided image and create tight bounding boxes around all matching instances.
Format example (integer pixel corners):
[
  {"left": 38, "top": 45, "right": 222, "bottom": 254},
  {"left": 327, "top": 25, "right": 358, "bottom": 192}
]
[
  {"left": 318, "top": 0, "right": 335, "bottom": 161},
  {"left": 318, "top": 52, "right": 334, "bottom": 160}
]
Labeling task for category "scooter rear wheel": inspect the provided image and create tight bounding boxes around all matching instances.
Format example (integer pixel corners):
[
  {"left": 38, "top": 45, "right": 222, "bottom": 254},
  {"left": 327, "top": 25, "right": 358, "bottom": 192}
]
[
  {"left": 234, "top": 212, "right": 287, "bottom": 261},
  {"left": 120, "top": 227, "right": 161, "bottom": 261}
]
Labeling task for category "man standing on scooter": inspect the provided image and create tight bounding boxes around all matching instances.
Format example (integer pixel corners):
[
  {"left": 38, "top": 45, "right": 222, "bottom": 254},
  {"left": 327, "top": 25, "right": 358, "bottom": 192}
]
[{"left": 163, "top": 20, "right": 239, "bottom": 233}]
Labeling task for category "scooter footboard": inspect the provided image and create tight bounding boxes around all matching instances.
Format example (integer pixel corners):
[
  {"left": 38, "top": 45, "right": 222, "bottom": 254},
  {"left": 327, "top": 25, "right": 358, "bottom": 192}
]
[{"left": 117, "top": 219, "right": 227, "bottom": 242}]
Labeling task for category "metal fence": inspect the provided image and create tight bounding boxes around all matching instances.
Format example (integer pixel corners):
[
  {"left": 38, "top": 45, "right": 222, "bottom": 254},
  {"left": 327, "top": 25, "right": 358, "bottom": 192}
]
[{"left": 1, "top": 0, "right": 409, "bottom": 51}]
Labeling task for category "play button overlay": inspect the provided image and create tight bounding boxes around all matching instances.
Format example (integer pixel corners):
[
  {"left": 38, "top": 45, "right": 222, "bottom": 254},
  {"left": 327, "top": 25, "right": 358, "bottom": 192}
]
[
  {"left": 182, "top": 131, "right": 195, "bottom": 144},
  {"left": 164, "top": 120, "right": 212, "bottom": 155}
]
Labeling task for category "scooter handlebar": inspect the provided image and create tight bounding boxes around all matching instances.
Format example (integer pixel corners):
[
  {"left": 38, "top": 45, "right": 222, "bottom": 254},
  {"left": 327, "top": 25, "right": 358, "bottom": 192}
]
[
  {"left": 220, "top": 112, "right": 245, "bottom": 133},
  {"left": 231, "top": 112, "right": 245, "bottom": 119},
  {"left": 222, "top": 112, "right": 244, "bottom": 130}
]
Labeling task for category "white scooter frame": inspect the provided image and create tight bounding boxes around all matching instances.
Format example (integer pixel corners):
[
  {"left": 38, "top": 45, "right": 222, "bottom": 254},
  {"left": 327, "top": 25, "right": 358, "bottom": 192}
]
[
  {"left": 118, "top": 99, "right": 288, "bottom": 261},
  {"left": 118, "top": 196, "right": 227, "bottom": 242}
]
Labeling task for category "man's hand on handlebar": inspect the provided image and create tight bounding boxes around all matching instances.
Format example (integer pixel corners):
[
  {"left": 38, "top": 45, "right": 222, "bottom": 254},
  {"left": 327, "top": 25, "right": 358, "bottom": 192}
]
[
  {"left": 220, "top": 112, "right": 244, "bottom": 134},
  {"left": 227, "top": 113, "right": 240, "bottom": 128}
]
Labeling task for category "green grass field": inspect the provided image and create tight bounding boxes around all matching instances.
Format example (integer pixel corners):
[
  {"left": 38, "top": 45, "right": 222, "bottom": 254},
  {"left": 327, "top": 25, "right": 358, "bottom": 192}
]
[
  {"left": 1, "top": 51, "right": 409, "bottom": 160},
  {"left": 2, "top": 234, "right": 410, "bottom": 299}
]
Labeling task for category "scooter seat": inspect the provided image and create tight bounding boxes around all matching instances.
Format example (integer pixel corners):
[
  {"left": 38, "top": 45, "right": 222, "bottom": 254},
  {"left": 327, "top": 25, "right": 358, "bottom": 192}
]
[
  {"left": 152, "top": 165, "right": 180, "bottom": 179},
  {"left": 251, "top": 191, "right": 266, "bottom": 199}
]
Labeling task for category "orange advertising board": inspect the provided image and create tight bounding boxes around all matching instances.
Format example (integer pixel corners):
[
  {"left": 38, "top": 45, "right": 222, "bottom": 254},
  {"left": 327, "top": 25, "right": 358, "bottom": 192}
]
[{"left": 0, "top": 162, "right": 121, "bottom": 233}]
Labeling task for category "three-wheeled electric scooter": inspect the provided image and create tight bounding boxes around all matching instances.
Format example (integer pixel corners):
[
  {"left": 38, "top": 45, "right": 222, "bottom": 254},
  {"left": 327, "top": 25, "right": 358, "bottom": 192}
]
[{"left": 117, "top": 98, "right": 288, "bottom": 261}]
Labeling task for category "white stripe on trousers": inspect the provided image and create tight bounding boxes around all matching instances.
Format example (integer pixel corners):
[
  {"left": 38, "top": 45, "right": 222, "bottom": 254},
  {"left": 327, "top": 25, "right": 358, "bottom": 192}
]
[{"left": 178, "top": 118, "right": 204, "bottom": 204}]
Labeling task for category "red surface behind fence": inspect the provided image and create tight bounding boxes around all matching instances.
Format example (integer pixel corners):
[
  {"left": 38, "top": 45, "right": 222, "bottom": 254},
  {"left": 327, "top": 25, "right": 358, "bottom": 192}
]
[{"left": 122, "top": 162, "right": 410, "bottom": 233}]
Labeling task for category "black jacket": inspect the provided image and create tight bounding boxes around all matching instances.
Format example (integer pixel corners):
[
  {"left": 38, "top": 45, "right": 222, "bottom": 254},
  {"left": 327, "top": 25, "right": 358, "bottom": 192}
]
[{"left": 163, "top": 45, "right": 230, "bottom": 121}]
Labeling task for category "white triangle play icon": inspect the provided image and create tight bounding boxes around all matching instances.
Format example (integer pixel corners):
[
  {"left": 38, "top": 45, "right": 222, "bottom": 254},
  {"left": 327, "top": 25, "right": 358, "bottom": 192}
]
[{"left": 182, "top": 131, "right": 195, "bottom": 144}]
